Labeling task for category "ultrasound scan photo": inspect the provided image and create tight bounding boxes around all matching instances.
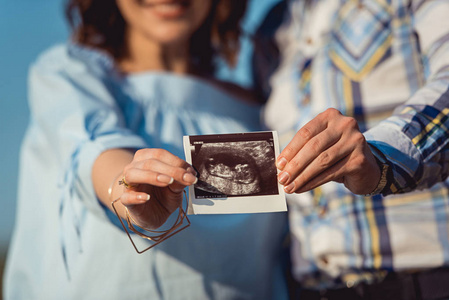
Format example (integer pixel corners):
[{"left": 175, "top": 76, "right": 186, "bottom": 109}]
[
  {"left": 192, "top": 140, "right": 278, "bottom": 198},
  {"left": 183, "top": 132, "right": 287, "bottom": 215}
]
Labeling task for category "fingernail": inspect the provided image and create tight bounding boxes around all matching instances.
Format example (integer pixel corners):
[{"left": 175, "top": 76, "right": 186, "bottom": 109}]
[
  {"left": 157, "top": 174, "right": 174, "bottom": 184},
  {"left": 284, "top": 181, "right": 296, "bottom": 194},
  {"left": 278, "top": 171, "right": 290, "bottom": 185},
  {"left": 277, "top": 157, "right": 288, "bottom": 170},
  {"left": 137, "top": 193, "right": 150, "bottom": 201},
  {"left": 183, "top": 172, "right": 198, "bottom": 184},
  {"left": 187, "top": 166, "right": 197, "bottom": 176}
]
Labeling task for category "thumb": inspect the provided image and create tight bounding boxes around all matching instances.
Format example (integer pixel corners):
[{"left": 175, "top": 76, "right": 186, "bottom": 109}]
[
  {"left": 168, "top": 167, "right": 198, "bottom": 194},
  {"left": 168, "top": 182, "right": 186, "bottom": 194}
]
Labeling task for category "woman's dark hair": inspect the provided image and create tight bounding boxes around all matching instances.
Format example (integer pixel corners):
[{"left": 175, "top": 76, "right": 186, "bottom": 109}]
[{"left": 65, "top": 0, "right": 247, "bottom": 73}]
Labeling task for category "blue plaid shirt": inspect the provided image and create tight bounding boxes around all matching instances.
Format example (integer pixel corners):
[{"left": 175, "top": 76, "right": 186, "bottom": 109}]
[{"left": 260, "top": 0, "right": 449, "bottom": 289}]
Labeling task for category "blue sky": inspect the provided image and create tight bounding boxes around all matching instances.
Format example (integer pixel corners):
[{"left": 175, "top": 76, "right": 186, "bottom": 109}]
[
  {"left": 0, "top": 0, "right": 279, "bottom": 248},
  {"left": 0, "top": 0, "right": 69, "bottom": 248}
]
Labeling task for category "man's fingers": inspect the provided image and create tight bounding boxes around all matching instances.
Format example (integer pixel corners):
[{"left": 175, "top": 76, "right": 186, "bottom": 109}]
[
  {"left": 285, "top": 155, "right": 350, "bottom": 194},
  {"left": 277, "top": 116, "right": 329, "bottom": 170},
  {"left": 278, "top": 127, "right": 342, "bottom": 185},
  {"left": 283, "top": 139, "right": 375, "bottom": 195}
]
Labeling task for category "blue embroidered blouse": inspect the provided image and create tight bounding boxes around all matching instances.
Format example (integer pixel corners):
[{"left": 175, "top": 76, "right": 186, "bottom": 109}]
[{"left": 4, "top": 43, "right": 288, "bottom": 300}]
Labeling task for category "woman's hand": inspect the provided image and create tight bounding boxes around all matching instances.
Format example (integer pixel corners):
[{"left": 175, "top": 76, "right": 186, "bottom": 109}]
[
  {"left": 276, "top": 108, "right": 380, "bottom": 195},
  {"left": 119, "top": 149, "right": 197, "bottom": 230}
]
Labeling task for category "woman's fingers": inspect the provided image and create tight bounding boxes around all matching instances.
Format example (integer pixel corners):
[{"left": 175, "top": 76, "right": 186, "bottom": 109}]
[
  {"left": 124, "top": 158, "right": 197, "bottom": 187},
  {"left": 133, "top": 148, "right": 191, "bottom": 169},
  {"left": 120, "top": 188, "right": 183, "bottom": 230},
  {"left": 115, "top": 148, "right": 197, "bottom": 230},
  {"left": 167, "top": 182, "right": 187, "bottom": 194},
  {"left": 120, "top": 190, "right": 151, "bottom": 206},
  {"left": 126, "top": 148, "right": 197, "bottom": 189}
]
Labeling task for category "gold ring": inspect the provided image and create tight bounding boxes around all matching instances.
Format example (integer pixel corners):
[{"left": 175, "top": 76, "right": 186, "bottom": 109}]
[{"left": 118, "top": 175, "right": 133, "bottom": 189}]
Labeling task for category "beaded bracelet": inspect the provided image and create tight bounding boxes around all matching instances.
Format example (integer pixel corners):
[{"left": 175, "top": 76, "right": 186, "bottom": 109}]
[{"left": 109, "top": 173, "right": 190, "bottom": 254}]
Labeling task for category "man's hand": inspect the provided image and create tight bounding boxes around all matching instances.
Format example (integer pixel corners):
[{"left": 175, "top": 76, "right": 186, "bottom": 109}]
[{"left": 277, "top": 108, "right": 381, "bottom": 195}]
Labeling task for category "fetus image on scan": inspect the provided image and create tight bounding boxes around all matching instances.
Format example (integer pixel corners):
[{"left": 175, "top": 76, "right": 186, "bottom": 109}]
[{"left": 192, "top": 141, "right": 278, "bottom": 198}]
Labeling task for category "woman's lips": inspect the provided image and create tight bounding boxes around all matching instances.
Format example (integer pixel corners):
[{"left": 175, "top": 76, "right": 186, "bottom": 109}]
[{"left": 138, "top": 0, "right": 190, "bottom": 18}]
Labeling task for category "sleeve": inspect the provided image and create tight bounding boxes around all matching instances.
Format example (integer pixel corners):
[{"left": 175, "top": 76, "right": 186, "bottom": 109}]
[
  {"left": 363, "top": 0, "right": 449, "bottom": 195},
  {"left": 28, "top": 47, "right": 149, "bottom": 275},
  {"left": 28, "top": 47, "right": 147, "bottom": 222}
]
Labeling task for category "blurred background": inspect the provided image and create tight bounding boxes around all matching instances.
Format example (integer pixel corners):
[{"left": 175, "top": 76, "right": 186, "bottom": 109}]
[
  {"left": 0, "top": 1, "right": 68, "bottom": 297},
  {"left": 0, "top": 0, "right": 279, "bottom": 297}
]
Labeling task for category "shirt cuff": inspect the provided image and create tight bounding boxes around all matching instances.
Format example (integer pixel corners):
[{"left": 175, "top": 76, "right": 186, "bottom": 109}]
[{"left": 364, "top": 120, "right": 423, "bottom": 194}]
